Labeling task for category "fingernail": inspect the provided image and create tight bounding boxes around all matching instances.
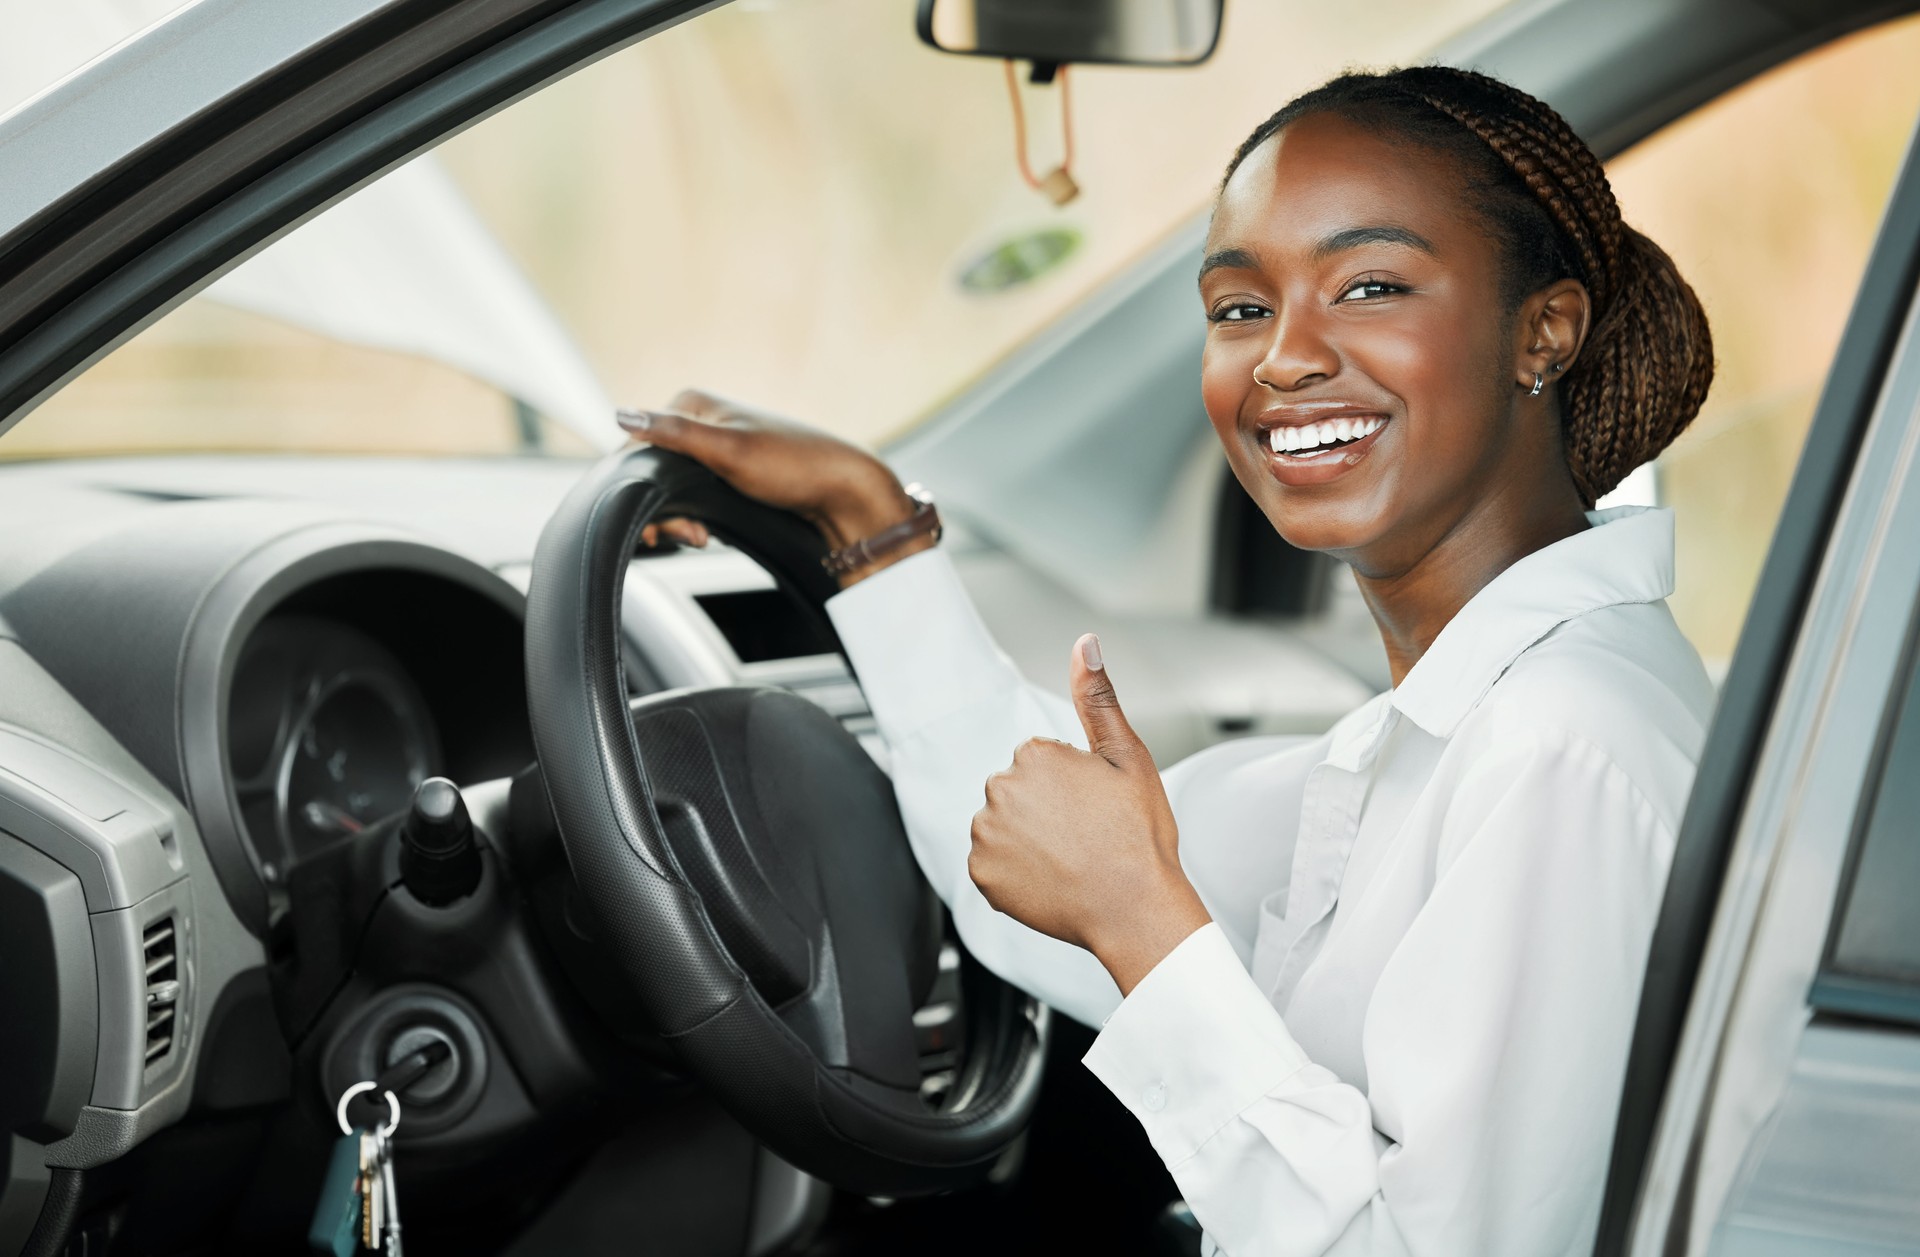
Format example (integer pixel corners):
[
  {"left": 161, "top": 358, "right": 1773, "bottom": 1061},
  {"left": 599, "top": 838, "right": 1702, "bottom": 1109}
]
[
  {"left": 1081, "top": 634, "right": 1104, "bottom": 672},
  {"left": 616, "top": 408, "right": 654, "bottom": 432}
]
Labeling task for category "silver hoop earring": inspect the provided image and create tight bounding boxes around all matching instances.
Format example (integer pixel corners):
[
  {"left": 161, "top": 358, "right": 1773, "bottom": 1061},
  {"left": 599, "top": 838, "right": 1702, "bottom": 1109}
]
[{"left": 1528, "top": 372, "right": 1544, "bottom": 397}]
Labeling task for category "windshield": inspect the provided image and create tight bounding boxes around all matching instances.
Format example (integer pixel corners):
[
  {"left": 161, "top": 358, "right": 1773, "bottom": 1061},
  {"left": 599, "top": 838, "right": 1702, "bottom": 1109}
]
[{"left": 3, "top": 0, "right": 1514, "bottom": 461}]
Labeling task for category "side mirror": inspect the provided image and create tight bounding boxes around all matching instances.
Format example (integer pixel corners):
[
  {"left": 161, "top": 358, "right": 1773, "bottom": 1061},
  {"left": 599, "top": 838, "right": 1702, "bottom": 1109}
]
[{"left": 916, "top": 0, "right": 1224, "bottom": 70}]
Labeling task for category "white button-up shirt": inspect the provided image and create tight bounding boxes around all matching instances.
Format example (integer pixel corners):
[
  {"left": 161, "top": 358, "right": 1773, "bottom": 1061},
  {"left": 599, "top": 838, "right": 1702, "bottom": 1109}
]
[{"left": 826, "top": 506, "right": 1714, "bottom": 1257}]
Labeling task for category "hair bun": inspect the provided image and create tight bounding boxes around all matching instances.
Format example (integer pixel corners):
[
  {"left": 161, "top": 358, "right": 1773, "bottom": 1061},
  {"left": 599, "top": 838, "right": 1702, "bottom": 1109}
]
[{"left": 1562, "top": 227, "right": 1714, "bottom": 503}]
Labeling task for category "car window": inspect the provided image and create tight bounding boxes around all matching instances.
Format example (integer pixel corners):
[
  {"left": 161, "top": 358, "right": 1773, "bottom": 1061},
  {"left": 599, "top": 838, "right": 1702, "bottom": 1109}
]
[
  {"left": 2, "top": 0, "right": 1512, "bottom": 461},
  {"left": 1605, "top": 14, "right": 1920, "bottom": 675},
  {"left": 1, "top": 299, "right": 598, "bottom": 460},
  {"left": 1816, "top": 613, "right": 1920, "bottom": 1022}
]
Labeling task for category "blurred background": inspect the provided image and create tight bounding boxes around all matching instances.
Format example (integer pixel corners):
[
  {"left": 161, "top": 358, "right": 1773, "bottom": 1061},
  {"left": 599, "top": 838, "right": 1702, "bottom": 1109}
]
[{"left": 3, "top": 0, "right": 1919, "bottom": 671}]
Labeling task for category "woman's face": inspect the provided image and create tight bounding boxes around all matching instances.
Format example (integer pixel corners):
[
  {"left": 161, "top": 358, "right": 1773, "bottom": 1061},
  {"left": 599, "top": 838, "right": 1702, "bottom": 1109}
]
[{"left": 1200, "top": 113, "right": 1539, "bottom": 575}]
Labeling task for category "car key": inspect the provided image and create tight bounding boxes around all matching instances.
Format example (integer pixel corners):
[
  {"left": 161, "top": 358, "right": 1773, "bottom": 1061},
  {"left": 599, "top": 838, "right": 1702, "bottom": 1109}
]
[
  {"left": 361, "top": 1129, "right": 382, "bottom": 1249},
  {"left": 329, "top": 1080, "right": 402, "bottom": 1255},
  {"left": 373, "top": 1039, "right": 450, "bottom": 1099},
  {"left": 307, "top": 1124, "right": 365, "bottom": 1257},
  {"left": 378, "top": 1122, "right": 405, "bottom": 1257}
]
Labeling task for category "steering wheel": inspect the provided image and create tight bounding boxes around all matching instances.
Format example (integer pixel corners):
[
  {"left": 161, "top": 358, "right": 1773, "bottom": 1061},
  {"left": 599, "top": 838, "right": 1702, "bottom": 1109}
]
[{"left": 523, "top": 446, "right": 1045, "bottom": 1195}]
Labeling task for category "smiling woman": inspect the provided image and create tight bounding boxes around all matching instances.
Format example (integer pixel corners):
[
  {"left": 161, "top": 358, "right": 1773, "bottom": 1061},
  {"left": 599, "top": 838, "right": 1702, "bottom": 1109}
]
[
  {"left": 1197, "top": 69, "right": 1712, "bottom": 618},
  {"left": 628, "top": 58, "right": 1722, "bottom": 1257}
]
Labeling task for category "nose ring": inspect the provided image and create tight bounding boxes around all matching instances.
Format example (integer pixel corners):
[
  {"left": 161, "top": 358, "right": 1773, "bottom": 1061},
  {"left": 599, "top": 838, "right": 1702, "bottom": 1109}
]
[{"left": 1528, "top": 371, "right": 1544, "bottom": 397}]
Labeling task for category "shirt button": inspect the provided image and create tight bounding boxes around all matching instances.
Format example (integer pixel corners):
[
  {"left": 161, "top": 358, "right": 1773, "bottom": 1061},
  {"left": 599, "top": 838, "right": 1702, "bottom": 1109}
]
[{"left": 1141, "top": 1081, "right": 1168, "bottom": 1112}]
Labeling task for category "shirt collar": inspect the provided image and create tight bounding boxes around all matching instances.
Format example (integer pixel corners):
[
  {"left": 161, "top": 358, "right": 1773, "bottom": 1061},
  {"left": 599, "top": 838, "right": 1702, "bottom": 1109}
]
[{"left": 1389, "top": 505, "right": 1677, "bottom": 739}]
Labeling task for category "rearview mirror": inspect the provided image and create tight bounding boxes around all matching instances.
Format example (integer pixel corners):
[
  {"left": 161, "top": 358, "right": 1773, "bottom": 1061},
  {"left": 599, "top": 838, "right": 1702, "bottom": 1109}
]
[{"left": 916, "top": 0, "right": 1224, "bottom": 70}]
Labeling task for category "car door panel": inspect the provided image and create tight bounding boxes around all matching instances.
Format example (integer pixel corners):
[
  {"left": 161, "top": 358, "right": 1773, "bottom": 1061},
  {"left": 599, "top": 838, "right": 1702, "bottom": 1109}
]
[{"left": 1607, "top": 112, "right": 1920, "bottom": 1254}]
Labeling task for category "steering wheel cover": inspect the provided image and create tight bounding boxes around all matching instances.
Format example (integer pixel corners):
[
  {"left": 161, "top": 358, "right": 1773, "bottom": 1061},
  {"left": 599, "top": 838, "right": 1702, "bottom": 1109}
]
[{"left": 525, "top": 446, "right": 1043, "bottom": 1194}]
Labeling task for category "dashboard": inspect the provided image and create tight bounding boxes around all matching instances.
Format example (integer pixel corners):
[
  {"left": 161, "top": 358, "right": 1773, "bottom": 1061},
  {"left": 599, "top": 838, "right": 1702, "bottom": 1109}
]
[
  {"left": 228, "top": 616, "right": 438, "bottom": 877},
  {"left": 0, "top": 453, "right": 1371, "bottom": 1256},
  {"left": 0, "top": 461, "right": 576, "bottom": 1229},
  {"left": 217, "top": 567, "right": 533, "bottom": 899},
  {"left": 216, "top": 539, "right": 869, "bottom": 896},
  {"left": 595, "top": 542, "right": 886, "bottom": 761}
]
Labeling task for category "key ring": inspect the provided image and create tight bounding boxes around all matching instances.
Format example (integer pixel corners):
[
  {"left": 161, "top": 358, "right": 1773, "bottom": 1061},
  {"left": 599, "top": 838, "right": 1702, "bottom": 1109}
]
[{"left": 335, "top": 1081, "right": 401, "bottom": 1138}]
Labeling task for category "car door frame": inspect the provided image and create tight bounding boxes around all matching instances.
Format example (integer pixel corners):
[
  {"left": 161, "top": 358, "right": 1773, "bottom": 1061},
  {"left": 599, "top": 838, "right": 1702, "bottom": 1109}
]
[{"left": 1599, "top": 110, "right": 1920, "bottom": 1255}]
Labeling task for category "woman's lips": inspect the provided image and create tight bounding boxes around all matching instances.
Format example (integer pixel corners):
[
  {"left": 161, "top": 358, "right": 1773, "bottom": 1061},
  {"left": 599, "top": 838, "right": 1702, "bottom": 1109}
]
[{"left": 1256, "top": 413, "right": 1391, "bottom": 487}]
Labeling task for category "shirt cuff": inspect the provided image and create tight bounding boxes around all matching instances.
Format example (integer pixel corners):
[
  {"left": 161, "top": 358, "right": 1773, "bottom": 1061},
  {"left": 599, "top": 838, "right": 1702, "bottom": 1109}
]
[
  {"left": 825, "top": 546, "right": 1021, "bottom": 740},
  {"left": 1082, "top": 922, "right": 1313, "bottom": 1167}
]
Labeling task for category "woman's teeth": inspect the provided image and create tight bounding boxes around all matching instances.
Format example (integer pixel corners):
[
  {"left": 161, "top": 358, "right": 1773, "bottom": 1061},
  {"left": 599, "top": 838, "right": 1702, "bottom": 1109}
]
[{"left": 1269, "top": 416, "right": 1385, "bottom": 454}]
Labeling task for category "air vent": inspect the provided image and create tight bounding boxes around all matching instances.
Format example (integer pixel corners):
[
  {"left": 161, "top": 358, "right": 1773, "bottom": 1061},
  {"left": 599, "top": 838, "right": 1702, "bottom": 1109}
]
[{"left": 143, "top": 918, "right": 180, "bottom": 1064}]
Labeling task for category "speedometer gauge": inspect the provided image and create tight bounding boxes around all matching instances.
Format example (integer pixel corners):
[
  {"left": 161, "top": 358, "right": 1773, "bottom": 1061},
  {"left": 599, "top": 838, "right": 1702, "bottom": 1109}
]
[
  {"left": 280, "top": 673, "right": 433, "bottom": 857},
  {"left": 228, "top": 617, "right": 440, "bottom": 878}
]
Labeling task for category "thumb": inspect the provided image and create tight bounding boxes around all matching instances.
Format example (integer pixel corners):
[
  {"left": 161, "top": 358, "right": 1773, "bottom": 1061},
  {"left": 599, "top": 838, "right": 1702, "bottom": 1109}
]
[{"left": 1070, "top": 633, "right": 1151, "bottom": 771}]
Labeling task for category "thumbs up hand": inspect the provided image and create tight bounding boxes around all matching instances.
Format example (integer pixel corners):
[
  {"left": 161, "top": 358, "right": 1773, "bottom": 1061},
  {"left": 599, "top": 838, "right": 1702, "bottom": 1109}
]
[{"left": 969, "top": 634, "right": 1212, "bottom": 995}]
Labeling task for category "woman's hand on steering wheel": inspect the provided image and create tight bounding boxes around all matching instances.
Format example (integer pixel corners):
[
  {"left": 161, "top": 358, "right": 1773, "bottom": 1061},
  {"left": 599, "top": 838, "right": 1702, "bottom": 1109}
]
[
  {"left": 619, "top": 390, "right": 933, "bottom": 586},
  {"left": 527, "top": 437, "right": 1047, "bottom": 1190}
]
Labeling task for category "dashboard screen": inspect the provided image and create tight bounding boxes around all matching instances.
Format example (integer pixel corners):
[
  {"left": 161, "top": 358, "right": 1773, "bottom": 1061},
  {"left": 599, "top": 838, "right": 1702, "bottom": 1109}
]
[{"left": 693, "top": 589, "right": 838, "bottom": 664}]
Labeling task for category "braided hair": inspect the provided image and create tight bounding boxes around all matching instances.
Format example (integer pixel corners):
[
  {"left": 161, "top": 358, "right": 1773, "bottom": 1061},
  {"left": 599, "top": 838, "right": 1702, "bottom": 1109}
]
[{"left": 1224, "top": 67, "right": 1713, "bottom": 506}]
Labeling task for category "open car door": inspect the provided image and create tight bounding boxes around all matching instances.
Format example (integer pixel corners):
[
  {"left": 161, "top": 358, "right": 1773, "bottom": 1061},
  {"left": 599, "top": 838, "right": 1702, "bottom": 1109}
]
[{"left": 1600, "top": 109, "right": 1920, "bottom": 1256}]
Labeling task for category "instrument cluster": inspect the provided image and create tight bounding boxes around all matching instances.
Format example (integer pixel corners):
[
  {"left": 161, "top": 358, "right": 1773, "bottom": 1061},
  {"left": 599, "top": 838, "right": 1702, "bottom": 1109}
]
[{"left": 227, "top": 616, "right": 440, "bottom": 882}]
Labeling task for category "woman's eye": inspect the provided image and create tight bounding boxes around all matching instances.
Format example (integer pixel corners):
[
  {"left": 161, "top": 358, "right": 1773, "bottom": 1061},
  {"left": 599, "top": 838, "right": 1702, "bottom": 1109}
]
[
  {"left": 1211, "top": 303, "right": 1270, "bottom": 323},
  {"left": 1337, "top": 279, "right": 1402, "bottom": 302}
]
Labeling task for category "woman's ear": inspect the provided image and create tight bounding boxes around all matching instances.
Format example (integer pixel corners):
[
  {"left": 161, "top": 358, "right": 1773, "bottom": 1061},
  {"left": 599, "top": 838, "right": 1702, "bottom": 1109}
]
[{"left": 1513, "top": 277, "right": 1592, "bottom": 391}]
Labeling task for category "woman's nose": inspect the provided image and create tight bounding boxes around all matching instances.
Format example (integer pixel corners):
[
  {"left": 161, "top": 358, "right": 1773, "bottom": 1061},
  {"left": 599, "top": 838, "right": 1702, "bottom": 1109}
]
[{"left": 1254, "top": 307, "right": 1339, "bottom": 391}]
